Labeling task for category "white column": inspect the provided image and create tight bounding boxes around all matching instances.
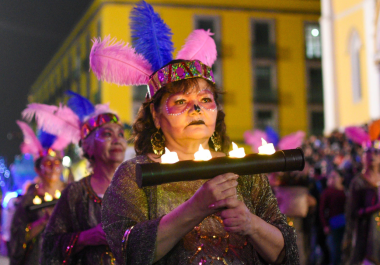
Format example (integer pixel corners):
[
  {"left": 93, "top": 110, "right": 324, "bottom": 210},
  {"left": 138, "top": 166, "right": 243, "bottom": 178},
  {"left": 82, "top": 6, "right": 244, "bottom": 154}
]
[
  {"left": 320, "top": 0, "right": 338, "bottom": 134},
  {"left": 364, "top": 0, "right": 380, "bottom": 119}
]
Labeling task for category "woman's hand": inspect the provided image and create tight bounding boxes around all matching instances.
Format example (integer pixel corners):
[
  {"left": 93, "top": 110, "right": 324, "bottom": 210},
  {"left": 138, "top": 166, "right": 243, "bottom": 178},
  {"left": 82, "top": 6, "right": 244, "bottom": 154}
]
[
  {"left": 216, "top": 196, "right": 255, "bottom": 236},
  {"left": 76, "top": 223, "right": 108, "bottom": 249},
  {"left": 187, "top": 173, "right": 239, "bottom": 218}
]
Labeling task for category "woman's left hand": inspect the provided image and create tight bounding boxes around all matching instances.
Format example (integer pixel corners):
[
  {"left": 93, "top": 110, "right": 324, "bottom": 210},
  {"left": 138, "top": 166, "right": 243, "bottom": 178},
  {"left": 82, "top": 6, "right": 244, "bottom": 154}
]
[{"left": 215, "top": 197, "right": 255, "bottom": 236}]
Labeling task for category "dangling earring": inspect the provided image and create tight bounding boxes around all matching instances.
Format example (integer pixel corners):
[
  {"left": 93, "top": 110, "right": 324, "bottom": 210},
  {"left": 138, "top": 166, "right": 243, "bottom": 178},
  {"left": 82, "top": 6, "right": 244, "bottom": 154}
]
[
  {"left": 151, "top": 129, "right": 166, "bottom": 155},
  {"left": 211, "top": 131, "right": 221, "bottom": 152}
]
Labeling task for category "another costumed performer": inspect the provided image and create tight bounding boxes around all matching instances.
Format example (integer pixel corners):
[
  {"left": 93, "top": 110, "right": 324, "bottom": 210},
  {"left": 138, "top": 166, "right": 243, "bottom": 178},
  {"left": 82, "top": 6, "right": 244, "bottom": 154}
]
[
  {"left": 10, "top": 118, "right": 69, "bottom": 265},
  {"left": 28, "top": 92, "right": 127, "bottom": 264},
  {"left": 92, "top": 1, "right": 299, "bottom": 264}
]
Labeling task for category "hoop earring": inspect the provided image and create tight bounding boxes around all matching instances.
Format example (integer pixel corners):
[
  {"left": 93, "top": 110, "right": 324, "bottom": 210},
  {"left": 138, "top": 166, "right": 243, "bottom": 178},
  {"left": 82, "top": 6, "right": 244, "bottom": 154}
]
[
  {"left": 151, "top": 130, "right": 166, "bottom": 156},
  {"left": 211, "top": 131, "right": 221, "bottom": 152}
]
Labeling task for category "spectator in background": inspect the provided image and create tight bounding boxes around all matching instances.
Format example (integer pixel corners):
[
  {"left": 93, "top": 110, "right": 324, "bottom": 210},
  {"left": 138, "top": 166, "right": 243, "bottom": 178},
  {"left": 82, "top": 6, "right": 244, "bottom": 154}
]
[{"left": 319, "top": 169, "right": 346, "bottom": 265}]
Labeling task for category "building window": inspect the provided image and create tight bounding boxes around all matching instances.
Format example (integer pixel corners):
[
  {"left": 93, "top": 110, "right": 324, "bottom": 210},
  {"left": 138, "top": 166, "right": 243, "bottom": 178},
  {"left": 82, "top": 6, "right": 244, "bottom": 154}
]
[
  {"left": 194, "top": 15, "right": 222, "bottom": 89},
  {"left": 254, "top": 106, "right": 278, "bottom": 130},
  {"left": 253, "top": 65, "right": 277, "bottom": 103},
  {"left": 305, "top": 23, "right": 321, "bottom": 59},
  {"left": 251, "top": 20, "right": 276, "bottom": 59},
  {"left": 350, "top": 30, "right": 362, "bottom": 103},
  {"left": 309, "top": 109, "right": 324, "bottom": 136},
  {"left": 306, "top": 63, "right": 323, "bottom": 104}
]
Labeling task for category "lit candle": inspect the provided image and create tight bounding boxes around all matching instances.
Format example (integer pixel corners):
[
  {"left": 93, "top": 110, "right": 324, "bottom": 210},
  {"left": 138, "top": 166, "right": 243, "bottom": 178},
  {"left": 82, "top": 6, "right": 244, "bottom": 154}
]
[
  {"left": 54, "top": 190, "right": 61, "bottom": 199},
  {"left": 194, "top": 145, "right": 212, "bottom": 161},
  {"left": 44, "top": 192, "right": 53, "bottom": 202},
  {"left": 33, "top": 196, "right": 42, "bottom": 205},
  {"left": 161, "top": 148, "right": 179, "bottom": 164},
  {"left": 258, "top": 138, "right": 276, "bottom": 155},
  {"left": 229, "top": 142, "right": 246, "bottom": 158}
]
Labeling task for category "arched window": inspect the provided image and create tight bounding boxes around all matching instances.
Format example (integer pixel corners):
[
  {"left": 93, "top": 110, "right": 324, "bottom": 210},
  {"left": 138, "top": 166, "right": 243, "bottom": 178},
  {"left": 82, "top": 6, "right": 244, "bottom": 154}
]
[{"left": 349, "top": 30, "right": 362, "bottom": 103}]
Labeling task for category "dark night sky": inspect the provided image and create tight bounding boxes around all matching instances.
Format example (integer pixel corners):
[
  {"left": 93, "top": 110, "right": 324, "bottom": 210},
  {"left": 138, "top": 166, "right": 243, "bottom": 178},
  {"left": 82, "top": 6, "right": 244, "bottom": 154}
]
[{"left": 0, "top": 0, "right": 93, "bottom": 165}]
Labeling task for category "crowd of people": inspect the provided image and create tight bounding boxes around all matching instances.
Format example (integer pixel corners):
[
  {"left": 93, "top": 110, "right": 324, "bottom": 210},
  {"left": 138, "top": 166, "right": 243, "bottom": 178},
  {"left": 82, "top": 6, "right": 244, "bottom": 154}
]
[{"left": 2, "top": 1, "right": 380, "bottom": 265}]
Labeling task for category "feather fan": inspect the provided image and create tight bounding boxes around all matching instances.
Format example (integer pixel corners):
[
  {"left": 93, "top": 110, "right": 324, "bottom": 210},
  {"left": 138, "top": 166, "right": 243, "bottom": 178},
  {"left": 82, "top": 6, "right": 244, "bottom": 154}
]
[
  {"left": 345, "top": 126, "right": 370, "bottom": 145},
  {"left": 66, "top": 91, "right": 95, "bottom": 121},
  {"left": 130, "top": 0, "right": 174, "bottom": 72},
  {"left": 90, "top": 36, "right": 152, "bottom": 86},
  {"left": 16, "top": 121, "right": 43, "bottom": 157},
  {"left": 176, "top": 29, "right": 217, "bottom": 67}
]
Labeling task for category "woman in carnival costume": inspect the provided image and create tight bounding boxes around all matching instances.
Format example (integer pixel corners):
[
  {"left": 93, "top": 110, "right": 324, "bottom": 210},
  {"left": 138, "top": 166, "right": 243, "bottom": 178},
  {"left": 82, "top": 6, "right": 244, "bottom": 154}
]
[
  {"left": 92, "top": 1, "right": 299, "bottom": 264},
  {"left": 31, "top": 92, "right": 127, "bottom": 264},
  {"left": 342, "top": 126, "right": 380, "bottom": 265},
  {"left": 10, "top": 120, "right": 69, "bottom": 265}
]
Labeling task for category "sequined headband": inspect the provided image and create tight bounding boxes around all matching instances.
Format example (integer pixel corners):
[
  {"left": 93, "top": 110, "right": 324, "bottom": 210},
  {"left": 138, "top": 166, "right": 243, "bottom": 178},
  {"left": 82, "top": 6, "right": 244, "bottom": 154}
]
[
  {"left": 81, "top": 113, "right": 120, "bottom": 139},
  {"left": 147, "top": 60, "right": 215, "bottom": 98}
]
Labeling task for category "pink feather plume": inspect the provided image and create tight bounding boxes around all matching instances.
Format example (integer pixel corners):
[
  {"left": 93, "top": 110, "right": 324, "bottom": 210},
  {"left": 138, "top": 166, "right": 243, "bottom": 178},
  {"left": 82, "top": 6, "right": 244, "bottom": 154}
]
[
  {"left": 277, "top": 131, "right": 305, "bottom": 150},
  {"left": 90, "top": 36, "right": 153, "bottom": 86},
  {"left": 176, "top": 29, "right": 217, "bottom": 67},
  {"left": 50, "top": 135, "right": 72, "bottom": 151},
  {"left": 16, "top": 121, "right": 43, "bottom": 157},
  {"left": 345, "top": 126, "right": 370, "bottom": 145},
  {"left": 244, "top": 129, "right": 267, "bottom": 153},
  {"left": 22, "top": 103, "right": 81, "bottom": 145}
]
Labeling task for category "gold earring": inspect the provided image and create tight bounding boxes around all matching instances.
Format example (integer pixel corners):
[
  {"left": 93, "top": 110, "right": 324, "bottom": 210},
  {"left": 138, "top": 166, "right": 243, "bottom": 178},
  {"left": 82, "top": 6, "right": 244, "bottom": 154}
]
[
  {"left": 211, "top": 131, "right": 221, "bottom": 152},
  {"left": 151, "top": 130, "right": 165, "bottom": 155}
]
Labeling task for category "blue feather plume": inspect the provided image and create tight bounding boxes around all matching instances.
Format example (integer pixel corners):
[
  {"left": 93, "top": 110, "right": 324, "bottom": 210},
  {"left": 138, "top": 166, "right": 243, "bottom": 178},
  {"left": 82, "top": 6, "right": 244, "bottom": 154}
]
[
  {"left": 37, "top": 130, "right": 57, "bottom": 149},
  {"left": 66, "top": 90, "right": 95, "bottom": 122},
  {"left": 130, "top": 0, "right": 174, "bottom": 72},
  {"left": 265, "top": 126, "right": 280, "bottom": 147}
]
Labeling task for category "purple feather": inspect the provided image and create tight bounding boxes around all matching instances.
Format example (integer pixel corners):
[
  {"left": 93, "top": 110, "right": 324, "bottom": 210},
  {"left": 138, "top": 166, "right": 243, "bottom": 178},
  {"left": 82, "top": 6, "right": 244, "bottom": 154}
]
[
  {"left": 66, "top": 91, "right": 95, "bottom": 121},
  {"left": 130, "top": 0, "right": 174, "bottom": 72},
  {"left": 90, "top": 36, "right": 152, "bottom": 86},
  {"left": 176, "top": 29, "right": 217, "bottom": 67}
]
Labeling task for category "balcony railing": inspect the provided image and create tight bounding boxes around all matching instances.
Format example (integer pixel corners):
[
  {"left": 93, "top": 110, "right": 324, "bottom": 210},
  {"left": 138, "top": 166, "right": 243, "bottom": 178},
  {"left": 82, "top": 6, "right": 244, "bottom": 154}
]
[
  {"left": 253, "top": 89, "right": 278, "bottom": 103},
  {"left": 307, "top": 89, "right": 323, "bottom": 104},
  {"left": 252, "top": 43, "right": 277, "bottom": 59}
]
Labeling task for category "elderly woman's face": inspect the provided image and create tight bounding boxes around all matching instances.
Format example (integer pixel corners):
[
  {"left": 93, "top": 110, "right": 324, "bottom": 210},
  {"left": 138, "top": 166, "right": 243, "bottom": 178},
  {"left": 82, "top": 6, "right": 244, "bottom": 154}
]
[
  {"left": 92, "top": 123, "right": 127, "bottom": 164},
  {"left": 154, "top": 78, "right": 218, "bottom": 143}
]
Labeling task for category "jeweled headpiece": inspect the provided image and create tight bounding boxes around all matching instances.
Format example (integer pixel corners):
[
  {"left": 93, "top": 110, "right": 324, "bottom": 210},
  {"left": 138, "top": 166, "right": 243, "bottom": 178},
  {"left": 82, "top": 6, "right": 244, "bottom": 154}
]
[{"left": 89, "top": 0, "right": 217, "bottom": 98}]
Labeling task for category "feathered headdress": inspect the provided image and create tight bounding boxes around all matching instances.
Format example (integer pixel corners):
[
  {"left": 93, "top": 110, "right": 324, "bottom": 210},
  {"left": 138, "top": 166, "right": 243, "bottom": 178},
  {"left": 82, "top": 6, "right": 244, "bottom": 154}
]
[
  {"left": 16, "top": 121, "right": 70, "bottom": 159},
  {"left": 344, "top": 126, "right": 371, "bottom": 147},
  {"left": 22, "top": 91, "right": 121, "bottom": 143},
  {"left": 89, "top": 0, "right": 217, "bottom": 98},
  {"left": 244, "top": 126, "right": 306, "bottom": 153}
]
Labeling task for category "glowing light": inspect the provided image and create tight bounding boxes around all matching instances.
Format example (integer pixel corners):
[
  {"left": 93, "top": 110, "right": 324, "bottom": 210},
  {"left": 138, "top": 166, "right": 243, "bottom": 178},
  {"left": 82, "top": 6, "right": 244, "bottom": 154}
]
[
  {"left": 62, "top": 156, "right": 71, "bottom": 167},
  {"left": 194, "top": 145, "right": 212, "bottom": 161},
  {"left": 2, "top": 191, "right": 18, "bottom": 208},
  {"left": 161, "top": 148, "right": 179, "bottom": 164},
  {"left": 311, "top": 28, "right": 319, "bottom": 37},
  {"left": 44, "top": 192, "right": 53, "bottom": 202},
  {"left": 54, "top": 190, "right": 61, "bottom": 199},
  {"left": 33, "top": 196, "right": 42, "bottom": 205},
  {"left": 229, "top": 142, "right": 246, "bottom": 158},
  {"left": 258, "top": 138, "right": 276, "bottom": 155}
]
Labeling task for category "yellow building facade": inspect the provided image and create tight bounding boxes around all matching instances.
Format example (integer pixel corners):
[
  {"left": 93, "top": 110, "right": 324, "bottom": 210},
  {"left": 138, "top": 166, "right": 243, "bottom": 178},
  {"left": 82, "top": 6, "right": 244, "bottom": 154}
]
[
  {"left": 321, "top": 0, "right": 380, "bottom": 133},
  {"left": 29, "top": 0, "right": 321, "bottom": 145}
]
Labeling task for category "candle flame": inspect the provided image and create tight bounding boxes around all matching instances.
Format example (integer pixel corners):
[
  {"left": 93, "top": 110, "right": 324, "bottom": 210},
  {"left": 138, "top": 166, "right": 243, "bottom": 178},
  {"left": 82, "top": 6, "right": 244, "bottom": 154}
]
[
  {"left": 161, "top": 148, "right": 179, "bottom": 164},
  {"left": 261, "top": 138, "right": 268, "bottom": 145},
  {"left": 33, "top": 196, "right": 42, "bottom": 205},
  {"left": 54, "top": 190, "right": 61, "bottom": 199},
  {"left": 194, "top": 145, "right": 212, "bottom": 161},
  {"left": 229, "top": 142, "right": 246, "bottom": 158},
  {"left": 258, "top": 138, "right": 276, "bottom": 155},
  {"left": 44, "top": 192, "right": 53, "bottom": 202}
]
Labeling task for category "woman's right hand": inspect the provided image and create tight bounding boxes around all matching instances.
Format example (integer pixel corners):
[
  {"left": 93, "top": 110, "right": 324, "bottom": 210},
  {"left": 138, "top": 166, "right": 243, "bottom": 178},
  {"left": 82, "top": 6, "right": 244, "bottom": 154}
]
[
  {"left": 77, "top": 223, "right": 108, "bottom": 247},
  {"left": 187, "top": 173, "right": 239, "bottom": 218}
]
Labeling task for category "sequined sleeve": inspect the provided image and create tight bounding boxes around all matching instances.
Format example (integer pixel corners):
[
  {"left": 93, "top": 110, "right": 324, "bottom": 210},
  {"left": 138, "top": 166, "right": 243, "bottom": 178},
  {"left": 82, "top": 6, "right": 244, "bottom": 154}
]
[
  {"left": 9, "top": 187, "right": 34, "bottom": 265},
  {"left": 41, "top": 183, "right": 82, "bottom": 264},
  {"left": 248, "top": 174, "right": 299, "bottom": 264},
  {"left": 102, "top": 157, "right": 161, "bottom": 265}
]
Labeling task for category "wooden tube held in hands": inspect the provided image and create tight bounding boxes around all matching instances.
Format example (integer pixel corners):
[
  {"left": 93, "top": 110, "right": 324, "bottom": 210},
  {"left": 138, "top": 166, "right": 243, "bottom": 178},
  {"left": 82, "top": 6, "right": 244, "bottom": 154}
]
[{"left": 136, "top": 148, "right": 305, "bottom": 188}]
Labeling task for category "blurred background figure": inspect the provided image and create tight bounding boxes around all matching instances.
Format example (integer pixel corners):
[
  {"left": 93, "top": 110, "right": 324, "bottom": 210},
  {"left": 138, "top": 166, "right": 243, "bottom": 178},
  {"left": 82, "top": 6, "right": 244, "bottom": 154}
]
[{"left": 319, "top": 169, "right": 346, "bottom": 265}]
